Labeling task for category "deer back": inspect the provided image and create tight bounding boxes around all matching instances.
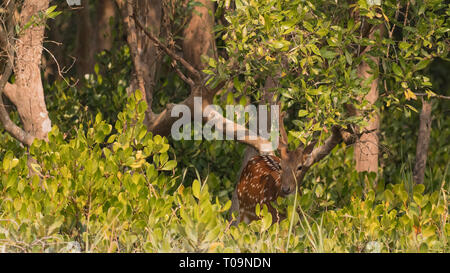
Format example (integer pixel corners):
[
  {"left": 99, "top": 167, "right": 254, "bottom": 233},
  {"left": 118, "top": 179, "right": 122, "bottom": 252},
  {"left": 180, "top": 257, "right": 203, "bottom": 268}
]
[{"left": 237, "top": 155, "right": 283, "bottom": 223}]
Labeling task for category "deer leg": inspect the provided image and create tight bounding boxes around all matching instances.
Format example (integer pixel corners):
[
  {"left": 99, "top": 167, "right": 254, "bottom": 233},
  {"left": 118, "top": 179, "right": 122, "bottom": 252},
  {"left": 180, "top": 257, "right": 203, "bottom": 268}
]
[{"left": 266, "top": 202, "right": 286, "bottom": 223}]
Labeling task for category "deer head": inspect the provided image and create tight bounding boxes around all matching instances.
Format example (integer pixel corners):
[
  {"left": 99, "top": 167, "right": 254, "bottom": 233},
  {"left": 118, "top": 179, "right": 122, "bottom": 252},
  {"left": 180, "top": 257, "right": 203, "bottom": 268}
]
[{"left": 277, "top": 112, "right": 316, "bottom": 196}]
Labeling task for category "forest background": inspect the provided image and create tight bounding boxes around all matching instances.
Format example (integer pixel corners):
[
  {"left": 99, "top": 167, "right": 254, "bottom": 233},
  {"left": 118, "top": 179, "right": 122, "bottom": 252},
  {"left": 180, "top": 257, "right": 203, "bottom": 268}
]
[{"left": 0, "top": 0, "right": 448, "bottom": 252}]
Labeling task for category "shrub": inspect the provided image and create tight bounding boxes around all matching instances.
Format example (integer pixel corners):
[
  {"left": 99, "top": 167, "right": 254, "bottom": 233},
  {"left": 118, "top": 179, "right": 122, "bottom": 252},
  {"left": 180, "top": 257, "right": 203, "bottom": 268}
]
[
  {"left": 0, "top": 92, "right": 178, "bottom": 252},
  {"left": 0, "top": 91, "right": 448, "bottom": 253}
]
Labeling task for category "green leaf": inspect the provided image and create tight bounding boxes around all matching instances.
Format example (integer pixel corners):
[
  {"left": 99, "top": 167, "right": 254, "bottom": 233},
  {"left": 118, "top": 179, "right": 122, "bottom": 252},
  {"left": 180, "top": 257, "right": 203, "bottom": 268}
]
[
  {"left": 161, "top": 160, "right": 177, "bottom": 171},
  {"left": 399, "top": 41, "right": 411, "bottom": 50},
  {"left": 309, "top": 44, "right": 321, "bottom": 56},
  {"left": 298, "top": 110, "right": 309, "bottom": 117},
  {"left": 45, "top": 5, "right": 57, "bottom": 14},
  {"left": 406, "top": 104, "right": 418, "bottom": 112},
  {"left": 30, "top": 163, "right": 42, "bottom": 174},
  {"left": 2, "top": 151, "right": 13, "bottom": 171},
  {"left": 415, "top": 59, "right": 431, "bottom": 71},
  {"left": 107, "top": 134, "right": 116, "bottom": 144},
  {"left": 192, "top": 179, "right": 201, "bottom": 199},
  {"left": 261, "top": 210, "right": 272, "bottom": 232},
  {"left": 320, "top": 49, "right": 338, "bottom": 59},
  {"left": 94, "top": 63, "right": 100, "bottom": 75},
  {"left": 315, "top": 184, "right": 324, "bottom": 197},
  {"left": 271, "top": 40, "right": 291, "bottom": 51},
  {"left": 316, "top": 28, "right": 329, "bottom": 37},
  {"left": 159, "top": 144, "right": 170, "bottom": 153},
  {"left": 160, "top": 153, "right": 169, "bottom": 166},
  {"left": 205, "top": 226, "right": 221, "bottom": 241},
  {"left": 47, "top": 216, "right": 64, "bottom": 235},
  {"left": 413, "top": 192, "right": 423, "bottom": 206},
  {"left": 392, "top": 63, "right": 403, "bottom": 77},
  {"left": 233, "top": 77, "right": 243, "bottom": 92},
  {"left": 345, "top": 50, "right": 352, "bottom": 65},
  {"left": 413, "top": 184, "right": 425, "bottom": 194},
  {"left": 221, "top": 200, "right": 232, "bottom": 212},
  {"left": 384, "top": 189, "right": 394, "bottom": 203}
]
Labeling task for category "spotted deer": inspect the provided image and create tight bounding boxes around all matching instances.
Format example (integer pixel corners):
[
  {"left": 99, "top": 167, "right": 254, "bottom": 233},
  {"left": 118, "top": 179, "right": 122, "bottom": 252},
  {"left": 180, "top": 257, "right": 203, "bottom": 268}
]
[{"left": 236, "top": 113, "right": 316, "bottom": 224}]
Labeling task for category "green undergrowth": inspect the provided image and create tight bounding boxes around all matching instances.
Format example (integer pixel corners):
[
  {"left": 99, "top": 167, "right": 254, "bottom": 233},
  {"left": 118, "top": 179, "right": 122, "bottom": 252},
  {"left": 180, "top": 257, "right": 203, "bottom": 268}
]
[{"left": 0, "top": 92, "right": 448, "bottom": 252}]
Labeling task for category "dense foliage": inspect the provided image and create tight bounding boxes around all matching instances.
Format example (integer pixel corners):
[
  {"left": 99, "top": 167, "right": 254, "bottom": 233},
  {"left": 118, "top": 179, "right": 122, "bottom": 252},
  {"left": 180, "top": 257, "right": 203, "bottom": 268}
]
[
  {"left": 0, "top": 90, "right": 448, "bottom": 252},
  {"left": 0, "top": 0, "right": 448, "bottom": 252}
]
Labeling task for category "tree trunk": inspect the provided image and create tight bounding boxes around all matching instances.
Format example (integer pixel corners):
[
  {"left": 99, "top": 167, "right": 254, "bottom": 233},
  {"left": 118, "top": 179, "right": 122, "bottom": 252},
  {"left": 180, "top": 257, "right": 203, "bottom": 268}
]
[
  {"left": 95, "top": 0, "right": 116, "bottom": 52},
  {"left": 354, "top": 57, "right": 379, "bottom": 173},
  {"left": 116, "top": 0, "right": 162, "bottom": 113},
  {"left": 413, "top": 99, "right": 432, "bottom": 185},
  {"left": 76, "top": 0, "right": 96, "bottom": 77},
  {"left": 118, "top": 0, "right": 217, "bottom": 131},
  {"left": 353, "top": 25, "right": 384, "bottom": 174},
  {"left": 3, "top": 0, "right": 51, "bottom": 141},
  {"left": 182, "top": 0, "right": 217, "bottom": 71},
  {"left": 76, "top": 0, "right": 116, "bottom": 77}
]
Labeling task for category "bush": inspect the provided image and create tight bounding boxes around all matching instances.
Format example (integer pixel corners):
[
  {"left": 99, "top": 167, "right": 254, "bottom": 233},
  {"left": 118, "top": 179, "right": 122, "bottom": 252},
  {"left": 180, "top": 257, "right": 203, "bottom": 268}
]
[
  {"left": 0, "top": 92, "right": 178, "bottom": 252},
  {"left": 0, "top": 91, "right": 448, "bottom": 253}
]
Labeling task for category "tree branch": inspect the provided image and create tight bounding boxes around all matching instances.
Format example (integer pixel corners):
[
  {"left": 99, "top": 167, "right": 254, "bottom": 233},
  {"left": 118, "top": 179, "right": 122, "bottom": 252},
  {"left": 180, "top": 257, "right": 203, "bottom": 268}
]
[
  {"left": 0, "top": 0, "right": 35, "bottom": 146},
  {"left": 414, "top": 93, "right": 450, "bottom": 100},
  {"left": 204, "top": 106, "right": 275, "bottom": 154},
  {"left": 305, "top": 126, "right": 343, "bottom": 168},
  {"left": 170, "top": 60, "right": 195, "bottom": 88},
  {"left": 131, "top": 10, "right": 202, "bottom": 82},
  {"left": 305, "top": 126, "right": 377, "bottom": 168},
  {"left": 132, "top": 1, "right": 273, "bottom": 154}
]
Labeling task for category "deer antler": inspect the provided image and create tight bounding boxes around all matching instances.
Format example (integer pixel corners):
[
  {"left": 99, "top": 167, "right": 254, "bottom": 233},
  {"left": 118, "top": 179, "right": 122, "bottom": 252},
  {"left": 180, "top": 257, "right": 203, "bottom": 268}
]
[
  {"left": 279, "top": 112, "right": 288, "bottom": 145},
  {"left": 277, "top": 110, "right": 289, "bottom": 158}
]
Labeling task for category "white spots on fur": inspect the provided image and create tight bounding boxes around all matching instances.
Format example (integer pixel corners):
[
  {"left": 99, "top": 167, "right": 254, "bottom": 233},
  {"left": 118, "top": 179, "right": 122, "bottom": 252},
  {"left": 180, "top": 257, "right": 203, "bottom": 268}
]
[{"left": 237, "top": 155, "right": 285, "bottom": 223}]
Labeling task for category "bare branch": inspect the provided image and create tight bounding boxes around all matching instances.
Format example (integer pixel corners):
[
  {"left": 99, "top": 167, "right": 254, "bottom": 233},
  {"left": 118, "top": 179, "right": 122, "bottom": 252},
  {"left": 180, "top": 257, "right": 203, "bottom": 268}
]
[
  {"left": 304, "top": 125, "right": 378, "bottom": 169},
  {"left": 170, "top": 60, "right": 195, "bottom": 88},
  {"left": 131, "top": 10, "right": 202, "bottom": 82},
  {"left": 204, "top": 106, "right": 275, "bottom": 154},
  {"left": 414, "top": 93, "right": 450, "bottom": 100},
  {"left": 305, "top": 126, "right": 343, "bottom": 168}
]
